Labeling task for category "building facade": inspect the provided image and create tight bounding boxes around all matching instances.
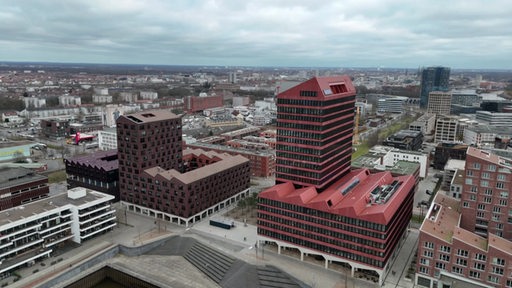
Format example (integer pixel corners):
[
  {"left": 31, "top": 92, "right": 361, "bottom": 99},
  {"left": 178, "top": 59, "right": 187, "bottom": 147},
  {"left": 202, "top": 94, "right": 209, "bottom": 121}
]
[
  {"left": 64, "top": 150, "right": 120, "bottom": 200},
  {"left": 416, "top": 148, "right": 512, "bottom": 288},
  {"left": 420, "top": 66, "right": 450, "bottom": 109},
  {"left": 0, "top": 187, "right": 115, "bottom": 277},
  {"left": 409, "top": 114, "right": 436, "bottom": 135},
  {"left": 258, "top": 76, "right": 417, "bottom": 286},
  {"left": 98, "top": 128, "right": 118, "bottom": 150},
  {"left": 427, "top": 91, "right": 452, "bottom": 116},
  {"left": 0, "top": 167, "right": 49, "bottom": 211},
  {"left": 434, "top": 117, "right": 459, "bottom": 143},
  {"left": 117, "top": 110, "right": 251, "bottom": 226},
  {"left": 259, "top": 169, "right": 416, "bottom": 285},
  {"left": 275, "top": 76, "right": 356, "bottom": 191},
  {"left": 382, "top": 130, "right": 423, "bottom": 151}
]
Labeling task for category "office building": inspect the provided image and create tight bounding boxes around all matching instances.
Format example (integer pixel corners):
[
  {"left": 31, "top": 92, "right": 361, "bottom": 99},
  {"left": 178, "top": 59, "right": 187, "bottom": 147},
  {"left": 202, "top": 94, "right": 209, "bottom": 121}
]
[
  {"left": 382, "top": 130, "right": 423, "bottom": 151},
  {"left": 275, "top": 76, "right": 356, "bottom": 191},
  {"left": 117, "top": 110, "right": 251, "bottom": 226},
  {"left": 433, "top": 142, "right": 468, "bottom": 170},
  {"left": 434, "top": 117, "right": 459, "bottom": 143},
  {"left": 258, "top": 76, "right": 417, "bottom": 285},
  {"left": 409, "top": 114, "right": 436, "bottom": 135},
  {"left": 476, "top": 111, "right": 512, "bottom": 127},
  {"left": 420, "top": 67, "right": 450, "bottom": 108},
  {"left": 0, "top": 167, "right": 49, "bottom": 211},
  {"left": 416, "top": 148, "right": 512, "bottom": 288},
  {"left": 0, "top": 187, "right": 116, "bottom": 277},
  {"left": 377, "top": 96, "right": 408, "bottom": 114},
  {"left": 427, "top": 91, "right": 452, "bottom": 116}
]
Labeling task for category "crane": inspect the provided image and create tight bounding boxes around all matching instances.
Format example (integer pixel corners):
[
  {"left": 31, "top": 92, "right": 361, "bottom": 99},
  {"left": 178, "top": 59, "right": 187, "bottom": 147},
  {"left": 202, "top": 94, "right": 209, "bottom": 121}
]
[{"left": 353, "top": 106, "right": 361, "bottom": 145}]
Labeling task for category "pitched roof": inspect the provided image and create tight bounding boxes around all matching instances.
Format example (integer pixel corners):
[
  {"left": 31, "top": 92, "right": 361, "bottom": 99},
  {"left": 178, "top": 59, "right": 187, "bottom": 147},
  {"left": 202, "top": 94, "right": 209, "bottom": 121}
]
[{"left": 65, "top": 149, "right": 118, "bottom": 172}]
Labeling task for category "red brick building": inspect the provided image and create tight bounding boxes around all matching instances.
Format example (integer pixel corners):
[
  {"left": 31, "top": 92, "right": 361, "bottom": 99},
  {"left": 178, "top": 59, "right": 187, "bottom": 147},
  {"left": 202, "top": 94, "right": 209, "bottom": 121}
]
[
  {"left": 416, "top": 147, "right": 512, "bottom": 287},
  {"left": 185, "top": 142, "right": 275, "bottom": 178},
  {"left": 275, "top": 76, "right": 356, "bottom": 191},
  {"left": 185, "top": 95, "right": 223, "bottom": 113},
  {"left": 257, "top": 76, "right": 417, "bottom": 285}
]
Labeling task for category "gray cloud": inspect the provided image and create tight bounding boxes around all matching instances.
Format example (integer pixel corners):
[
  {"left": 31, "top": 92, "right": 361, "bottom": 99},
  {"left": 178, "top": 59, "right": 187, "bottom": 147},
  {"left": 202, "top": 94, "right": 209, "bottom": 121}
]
[{"left": 0, "top": 0, "right": 511, "bottom": 68}]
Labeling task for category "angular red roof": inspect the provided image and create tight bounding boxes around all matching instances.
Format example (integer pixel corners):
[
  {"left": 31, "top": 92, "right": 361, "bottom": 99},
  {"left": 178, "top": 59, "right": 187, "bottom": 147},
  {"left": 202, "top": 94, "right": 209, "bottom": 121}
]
[{"left": 259, "top": 168, "right": 415, "bottom": 225}]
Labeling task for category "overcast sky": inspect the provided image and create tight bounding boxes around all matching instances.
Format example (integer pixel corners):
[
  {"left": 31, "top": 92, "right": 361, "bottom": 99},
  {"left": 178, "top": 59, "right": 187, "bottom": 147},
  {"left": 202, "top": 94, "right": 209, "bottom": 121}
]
[{"left": 1, "top": 0, "right": 511, "bottom": 69}]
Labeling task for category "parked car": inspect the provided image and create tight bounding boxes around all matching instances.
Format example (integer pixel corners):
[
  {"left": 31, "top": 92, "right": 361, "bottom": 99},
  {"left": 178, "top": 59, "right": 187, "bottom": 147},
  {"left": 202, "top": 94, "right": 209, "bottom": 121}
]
[{"left": 426, "top": 190, "right": 432, "bottom": 195}]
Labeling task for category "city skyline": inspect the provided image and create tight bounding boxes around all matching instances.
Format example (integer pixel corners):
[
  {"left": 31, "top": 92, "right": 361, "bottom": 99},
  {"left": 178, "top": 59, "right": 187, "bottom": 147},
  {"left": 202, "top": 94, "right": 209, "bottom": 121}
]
[{"left": 1, "top": 0, "right": 511, "bottom": 69}]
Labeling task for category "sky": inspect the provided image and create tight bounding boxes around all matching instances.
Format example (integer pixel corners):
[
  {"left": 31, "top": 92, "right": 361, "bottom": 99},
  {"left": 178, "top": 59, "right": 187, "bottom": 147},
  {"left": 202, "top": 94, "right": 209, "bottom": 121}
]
[{"left": 0, "top": 0, "right": 511, "bottom": 69}]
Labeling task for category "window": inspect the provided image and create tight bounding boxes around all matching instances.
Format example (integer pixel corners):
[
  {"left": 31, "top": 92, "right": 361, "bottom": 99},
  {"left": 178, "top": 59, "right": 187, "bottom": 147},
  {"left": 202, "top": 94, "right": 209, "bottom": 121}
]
[
  {"left": 469, "top": 270, "right": 480, "bottom": 279},
  {"left": 470, "top": 186, "right": 478, "bottom": 193},
  {"left": 497, "top": 174, "right": 506, "bottom": 181},
  {"left": 456, "top": 258, "right": 467, "bottom": 266},
  {"left": 488, "top": 275, "right": 499, "bottom": 284},
  {"left": 452, "top": 266, "right": 463, "bottom": 274},
  {"left": 457, "top": 249, "right": 469, "bottom": 257},
  {"left": 499, "top": 199, "right": 507, "bottom": 206},
  {"left": 493, "top": 206, "right": 502, "bottom": 213},
  {"left": 492, "top": 266, "right": 504, "bottom": 275},
  {"left": 435, "top": 262, "right": 446, "bottom": 270},
  {"left": 439, "top": 254, "right": 450, "bottom": 262},
  {"left": 467, "top": 170, "right": 473, "bottom": 176},
  {"left": 493, "top": 257, "right": 505, "bottom": 266},
  {"left": 482, "top": 172, "right": 491, "bottom": 179},
  {"left": 497, "top": 182, "right": 505, "bottom": 189},
  {"left": 484, "top": 188, "right": 493, "bottom": 195},
  {"left": 501, "top": 192, "right": 509, "bottom": 198},
  {"left": 440, "top": 245, "right": 451, "bottom": 253},
  {"left": 423, "top": 250, "right": 433, "bottom": 258},
  {"left": 488, "top": 164, "right": 496, "bottom": 171},
  {"left": 419, "top": 266, "right": 429, "bottom": 274},
  {"left": 481, "top": 180, "right": 489, "bottom": 187},
  {"left": 477, "top": 204, "right": 486, "bottom": 211},
  {"left": 474, "top": 262, "right": 486, "bottom": 270},
  {"left": 473, "top": 162, "right": 481, "bottom": 169},
  {"left": 424, "top": 242, "right": 434, "bottom": 249},
  {"left": 420, "top": 258, "right": 430, "bottom": 265}
]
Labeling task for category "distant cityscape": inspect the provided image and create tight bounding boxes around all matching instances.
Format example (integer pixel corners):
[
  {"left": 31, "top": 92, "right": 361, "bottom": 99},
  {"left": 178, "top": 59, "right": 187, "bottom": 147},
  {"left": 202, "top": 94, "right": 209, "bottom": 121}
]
[{"left": 1, "top": 61, "right": 512, "bottom": 287}]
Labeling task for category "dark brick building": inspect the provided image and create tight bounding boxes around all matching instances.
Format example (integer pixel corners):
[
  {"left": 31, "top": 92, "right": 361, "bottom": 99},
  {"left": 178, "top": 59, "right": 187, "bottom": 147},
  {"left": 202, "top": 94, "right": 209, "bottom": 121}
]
[
  {"left": 0, "top": 167, "right": 49, "bottom": 210},
  {"left": 433, "top": 142, "right": 468, "bottom": 170},
  {"left": 64, "top": 149, "right": 120, "bottom": 200},
  {"left": 117, "top": 110, "right": 251, "bottom": 226}
]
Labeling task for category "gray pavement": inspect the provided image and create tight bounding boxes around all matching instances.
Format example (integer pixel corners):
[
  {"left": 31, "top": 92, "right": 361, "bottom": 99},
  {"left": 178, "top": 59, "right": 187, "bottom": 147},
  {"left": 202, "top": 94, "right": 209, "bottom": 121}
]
[{"left": 9, "top": 201, "right": 419, "bottom": 288}]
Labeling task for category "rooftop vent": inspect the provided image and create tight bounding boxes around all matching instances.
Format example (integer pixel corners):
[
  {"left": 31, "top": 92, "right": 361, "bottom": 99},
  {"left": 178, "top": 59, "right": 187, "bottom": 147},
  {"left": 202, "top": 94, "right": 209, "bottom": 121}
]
[{"left": 68, "top": 187, "right": 87, "bottom": 199}]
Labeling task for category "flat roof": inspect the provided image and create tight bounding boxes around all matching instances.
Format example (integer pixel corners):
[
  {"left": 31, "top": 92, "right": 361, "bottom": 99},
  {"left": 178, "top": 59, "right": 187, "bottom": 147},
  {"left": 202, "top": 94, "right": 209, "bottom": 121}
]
[
  {"left": 419, "top": 193, "right": 461, "bottom": 244},
  {"left": 120, "top": 110, "right": 180, "bottom": 124},
  {"left": 144, "top": 149, "right": 249, "bottom": 184},
  {"left": 0, "top": 167, "right": 47, "bottom": 189},
  {"left": 444, "top": 159, "right": 466, "bottom": 170},
  {"left": 0, "top": 188, "right": 113, "bottom": 226},
  {"left": 0, "top": 140, "right": 35, "bottom": 149}
]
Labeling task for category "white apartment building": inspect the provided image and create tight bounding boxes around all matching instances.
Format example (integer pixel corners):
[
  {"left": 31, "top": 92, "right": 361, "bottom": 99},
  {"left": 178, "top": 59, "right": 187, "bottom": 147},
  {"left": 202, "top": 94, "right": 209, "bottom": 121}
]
[
  {"left": 98, "top": 128, "right": 117, "bottom": 150},
  {"left": 0, "top": 187, "right": 115, "bottom": 277},
  {"left": 427, "top": 91, "right": 452, "bottom": 116},
  {"left": 139, "top": 91, "right": 158, "bottom": 100},
  {"left": 409, "top": 114, "right": 436, "bottom": 135},
  {"left": 434, "top": 117, "right": 459, "bottom": 143},
  {"left": 93, "top": 95, "right": 113, "bottom": 104},
  {"left": 58, "top": 95, "right": 81, "bottom": 107},
  {"left": 369, "top": 145, "right": 430, "bottom": 178},
  {"left": 463, "top": 125, "right": 512, "bottom": 147},
  {"left": 23, "top": 97, "right": 46, "bottom": 109}
]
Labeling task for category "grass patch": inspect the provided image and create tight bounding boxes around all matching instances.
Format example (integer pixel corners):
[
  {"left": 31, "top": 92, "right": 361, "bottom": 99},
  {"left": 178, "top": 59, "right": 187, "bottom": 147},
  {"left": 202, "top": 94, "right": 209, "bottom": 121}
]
[
  {"left": 48, "top": 170, "right": 67, "bottom": 183},
  {"left": 352, "top": 143, "right": 369, "bottom": 160},
  {"left": 411, "top": 214, "right": 425, "bottom": 224}
]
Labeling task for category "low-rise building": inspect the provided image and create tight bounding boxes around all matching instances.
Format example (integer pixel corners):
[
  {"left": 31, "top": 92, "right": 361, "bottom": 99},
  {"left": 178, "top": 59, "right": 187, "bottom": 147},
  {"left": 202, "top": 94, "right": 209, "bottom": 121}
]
[
  {"left": 0, "top": 167, "right": 49, "bottom": 211},
  {"left": 382, "top": 130, "right": 423, "bottom": 151},
  {"left": 64, "top": 150, "right": 119, "bottom": 200},
  {"left": 0, "top": 187, "right": 116, "bottom": 277},
  {"left": 409, "top": 114, "right": 436, "bottom": 135},
  {"left": 97, "top": 128, "right": 118, "bottom": 150}
]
